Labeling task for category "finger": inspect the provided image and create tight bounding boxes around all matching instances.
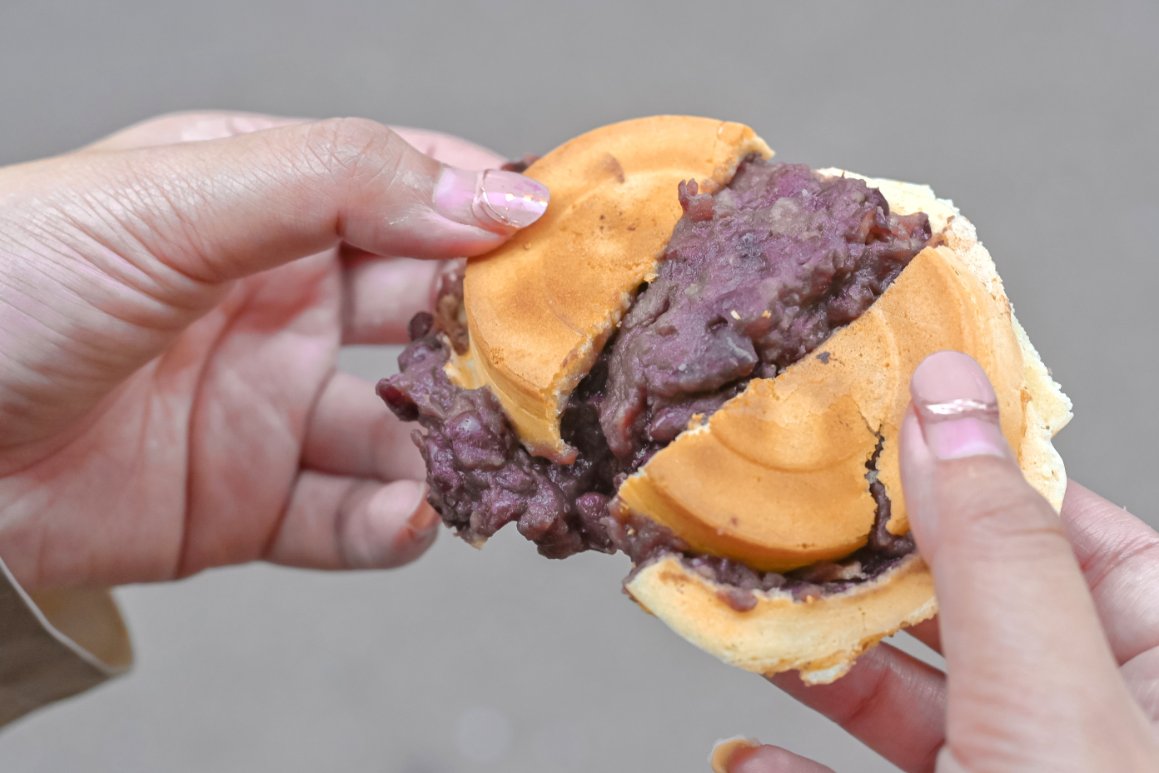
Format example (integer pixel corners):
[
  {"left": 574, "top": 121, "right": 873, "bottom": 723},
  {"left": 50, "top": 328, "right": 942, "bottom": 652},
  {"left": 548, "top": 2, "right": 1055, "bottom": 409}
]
[
  {"left": 303, "top": 371, "right": 426, "bottom": 481},
  {"left": 6, "top": 118, "right": 548, "bottom": 426},
  {"left": 85, "top": 114, "right": 509, "bottom": 172},
  {"left": 70, "top": 116, "right": 515, "bottom": 350},
  {"left": 770, "top": 644, "right": 946, "bottom": 772},
  {"left": 81, "top": 110, "right": 305, "bottom": 151},
  {"left": 1120, "top": 650, "right": 1159, "bottom": 721},
  {"left": 340, "top": 251, "right": 444, "bottom": 345},
  {"left": 86, "top": 118, "right": 507, "bottom": 347},
  {"left": 336, "top": 124, "right": 506, "bottom": 346},
  {"left": 264, "top": 472, "right": 438, "bottom": 570},
  {"left": 38, "top": 118, "right": 548, "bottom": 294},
  {"left": 712, "top": 741, "right": 836, "bottom": 773},
  {"left": 901, "top": 351, "right": 1147, "bottom": 756},
  {"left": 904, "top": 617, "right": 943, "bottom": 654},
  {"left": 339, "top": 127, "right": 501, "bottom": 344},
  {"left": 1061, "top": 481, "right": 1159, "bottom": 664},
  {"left": 390, "top": 126, "right": 507, "bottom": 170}
]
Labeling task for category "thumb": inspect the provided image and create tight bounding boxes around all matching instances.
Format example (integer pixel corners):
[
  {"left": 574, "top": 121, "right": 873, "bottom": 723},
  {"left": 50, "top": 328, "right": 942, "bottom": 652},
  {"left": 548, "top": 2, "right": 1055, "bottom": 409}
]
[
  {"left": 900, "top": 351, "right": 1147, "bottom": 767},
  {"left": 35, "top": 116, "right": 547, "bottom": 288},
  {"left": 0, "top": 117, "right": 546, "bottom": 451}
]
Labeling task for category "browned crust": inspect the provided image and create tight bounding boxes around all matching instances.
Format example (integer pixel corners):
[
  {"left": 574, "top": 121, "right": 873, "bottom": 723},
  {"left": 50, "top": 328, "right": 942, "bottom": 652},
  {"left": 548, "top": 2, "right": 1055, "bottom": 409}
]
[
  {"left": 616, "top": 243, "right": 1027, "bottom": 571},
  {"left": 628, "top": 553, "right": 936, "bottom": 684},
  {"left": 447, "top": 117, "right": 1071, "bottom": 684},
  {"left": 624, "top": 172, "right": 1071, "bottom": 684},
  {"left": 447, "top": 116, "right": 771, "bottom": 460}
]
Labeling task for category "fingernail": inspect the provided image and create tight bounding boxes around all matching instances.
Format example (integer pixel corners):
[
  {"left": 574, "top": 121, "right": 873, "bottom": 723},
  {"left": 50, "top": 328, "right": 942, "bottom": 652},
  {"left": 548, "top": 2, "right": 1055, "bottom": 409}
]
[
  {"left": 910, "top": 351, "right": 1010, "bottom": 461},
  {"left": 709, "top": 737, "right": 758, "bottom": 773},
  {"left": 434, "top": 167, "right": 549, "bottom": 232},
  {"left": 405, "top": 491, "right": 441, "bottom": 540}
]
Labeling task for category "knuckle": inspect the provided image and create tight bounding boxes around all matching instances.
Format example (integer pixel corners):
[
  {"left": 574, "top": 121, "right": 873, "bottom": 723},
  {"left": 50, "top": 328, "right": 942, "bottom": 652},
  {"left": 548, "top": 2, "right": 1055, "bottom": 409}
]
[
  {"left": 302, "top": 117, "right": 407, "bottom": 183},
  {"left": 1085, "top": 532, "right": 1159, "bottom": 596}
]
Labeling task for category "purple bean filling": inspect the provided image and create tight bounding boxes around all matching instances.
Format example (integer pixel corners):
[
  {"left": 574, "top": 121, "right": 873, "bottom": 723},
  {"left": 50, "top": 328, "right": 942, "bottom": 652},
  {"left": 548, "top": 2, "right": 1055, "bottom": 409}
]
[{"left": 378, "top": 159, "right": 930, "bottom": 608}]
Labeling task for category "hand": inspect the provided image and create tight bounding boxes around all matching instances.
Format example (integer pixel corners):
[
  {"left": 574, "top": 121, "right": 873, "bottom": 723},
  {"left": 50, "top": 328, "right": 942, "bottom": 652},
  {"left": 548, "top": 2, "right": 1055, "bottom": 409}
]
[
  {"left": 717, "top": 351, "right": 1159, "bottom": 771},
  {"left": 0, "top": 111, "right": 548, "bottom": 590}
]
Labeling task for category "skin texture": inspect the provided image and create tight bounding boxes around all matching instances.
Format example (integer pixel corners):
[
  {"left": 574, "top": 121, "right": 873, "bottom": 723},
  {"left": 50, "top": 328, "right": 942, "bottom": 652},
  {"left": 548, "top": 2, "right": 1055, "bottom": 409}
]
[
  {"left": 719, "top": 352, "right": 1159, "bottom": 772},
  {"left": 0, "top": 111, "right": 546, "bottom": 589}
]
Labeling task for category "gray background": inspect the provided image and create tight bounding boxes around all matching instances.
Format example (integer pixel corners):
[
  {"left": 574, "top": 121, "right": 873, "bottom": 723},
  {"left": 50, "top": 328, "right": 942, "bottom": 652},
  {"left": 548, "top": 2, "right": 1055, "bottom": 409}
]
[{"left": 1, "top": 1, "right": 1155, "bottom": 771}]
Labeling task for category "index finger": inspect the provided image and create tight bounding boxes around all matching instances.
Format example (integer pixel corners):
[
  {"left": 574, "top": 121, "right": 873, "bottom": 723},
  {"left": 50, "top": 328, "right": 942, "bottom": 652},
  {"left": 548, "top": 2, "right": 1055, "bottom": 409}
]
[
  {"left": 82, "top": 112, "right": 509, "bottom": 171},
  {"left": 1061, "top": 482, "right": 1159, "bottom": 665},
  {"left": 389, "top": 126, "right": 508, "bottom": 170},
  {"left": 80, "top": 110, "right": 303, "bottom": 150},
  {"left": 903, "top": 485, "right": 1159, "bottom": 666}
]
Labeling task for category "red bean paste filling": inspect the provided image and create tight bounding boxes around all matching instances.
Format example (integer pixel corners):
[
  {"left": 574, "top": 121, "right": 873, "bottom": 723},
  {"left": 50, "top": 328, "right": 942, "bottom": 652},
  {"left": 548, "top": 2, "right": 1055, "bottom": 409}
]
[{"left": 379, "top": 159, "right": 931, "bottom": 608}]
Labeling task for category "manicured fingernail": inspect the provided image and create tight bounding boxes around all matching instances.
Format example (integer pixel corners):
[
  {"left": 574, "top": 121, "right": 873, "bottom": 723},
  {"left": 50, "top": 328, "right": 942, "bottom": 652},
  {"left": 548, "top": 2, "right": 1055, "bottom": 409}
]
[
  {"left": 434, "top": 167, "right": 549, "bottom": 232},
  {"left": 709, "top": 737, "right": 757, "bottom": 773},
  {"left": 910, "top": 351, "right": 1010, "bottom": 461}
]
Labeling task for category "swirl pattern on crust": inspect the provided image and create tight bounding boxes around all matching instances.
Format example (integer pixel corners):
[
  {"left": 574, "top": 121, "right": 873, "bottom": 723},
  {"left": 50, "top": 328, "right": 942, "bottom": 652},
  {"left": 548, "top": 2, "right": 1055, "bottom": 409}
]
[{"left": 443, "top": 118, "right": 1071, "bottom": 683}]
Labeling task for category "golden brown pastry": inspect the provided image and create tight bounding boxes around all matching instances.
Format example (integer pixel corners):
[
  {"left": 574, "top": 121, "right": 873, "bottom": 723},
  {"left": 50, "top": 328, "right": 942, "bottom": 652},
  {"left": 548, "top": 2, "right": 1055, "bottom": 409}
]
[{"left": 379, "top": 116, "right": 1071, "bottom": 684}]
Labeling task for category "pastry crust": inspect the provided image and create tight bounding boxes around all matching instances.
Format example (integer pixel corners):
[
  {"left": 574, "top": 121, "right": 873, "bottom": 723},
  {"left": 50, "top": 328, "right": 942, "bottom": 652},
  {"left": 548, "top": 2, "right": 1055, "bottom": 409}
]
[
  {"left": 625, "top": 173, "right": 1071, "bottom": 683},
  {"left": 628, "top": 553, "right": 936, "bottom": 684},
  {"left": 448, "top": 117, "right": 1071, "bottom": 683},
  {"left": 616, "top": 243, "right": 1026, "bottom": 571},
  {"left": 446, "top": 116, "right": 771, "bottom": 460}
]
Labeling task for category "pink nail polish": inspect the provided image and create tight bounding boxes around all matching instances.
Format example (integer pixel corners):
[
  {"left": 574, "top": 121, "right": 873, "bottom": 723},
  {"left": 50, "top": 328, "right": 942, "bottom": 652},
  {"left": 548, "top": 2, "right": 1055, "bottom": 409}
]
[
  {"left": 911, "top": 351, "right": 1010, "bottom": 461},
  {"left": 476, "top": 169, "right": 550, "bottom": 228},
  {"left": 434, "top": 168, "right": 549, "bottom": 232}
]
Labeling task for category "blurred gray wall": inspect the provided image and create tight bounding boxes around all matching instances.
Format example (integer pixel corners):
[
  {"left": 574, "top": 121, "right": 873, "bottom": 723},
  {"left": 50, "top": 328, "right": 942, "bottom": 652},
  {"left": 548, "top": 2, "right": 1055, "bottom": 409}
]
[{"left": 1, "top": 2, "right": 1155, "bottom": 771}]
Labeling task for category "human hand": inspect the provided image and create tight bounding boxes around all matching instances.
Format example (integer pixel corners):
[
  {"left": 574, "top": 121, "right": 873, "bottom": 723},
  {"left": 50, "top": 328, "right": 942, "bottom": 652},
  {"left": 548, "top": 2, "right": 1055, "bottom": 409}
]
[
  {"left": 717, "top": 351, "right": 1159, "bottom": 771},
  {"left": 0, "top": 112, "right": 548, "bottom": 590}
]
